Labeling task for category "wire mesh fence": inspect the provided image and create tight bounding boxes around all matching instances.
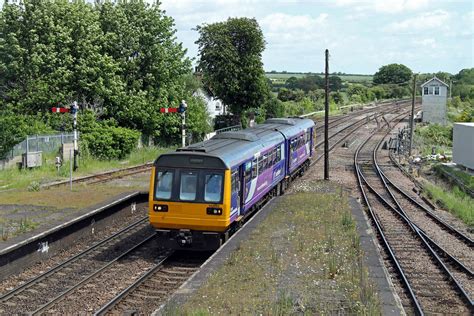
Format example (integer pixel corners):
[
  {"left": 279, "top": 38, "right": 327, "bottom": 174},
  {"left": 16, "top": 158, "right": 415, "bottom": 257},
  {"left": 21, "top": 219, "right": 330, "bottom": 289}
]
[{"left": 1, "top": 133, "right": 78, "bottom": 169}]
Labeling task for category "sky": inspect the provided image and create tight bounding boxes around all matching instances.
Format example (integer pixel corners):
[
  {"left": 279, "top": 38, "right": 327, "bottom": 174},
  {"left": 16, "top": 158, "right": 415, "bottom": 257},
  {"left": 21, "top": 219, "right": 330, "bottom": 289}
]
[
  {"left": 159, "top": 0, "right": 473, "bottom": 74},
  {"left": 0, "top": 0, "right": 472, "bottom": 74}
]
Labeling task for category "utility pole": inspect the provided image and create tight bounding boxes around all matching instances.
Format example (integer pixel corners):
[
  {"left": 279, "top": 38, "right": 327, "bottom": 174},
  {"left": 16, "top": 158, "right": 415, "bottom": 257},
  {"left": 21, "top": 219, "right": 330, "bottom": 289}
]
[
  {"left": 324, "top": 49, "right": 329, "bottom": 180},
  {"left": 408, "top": 74, "right": 417, "bottom": 157}
]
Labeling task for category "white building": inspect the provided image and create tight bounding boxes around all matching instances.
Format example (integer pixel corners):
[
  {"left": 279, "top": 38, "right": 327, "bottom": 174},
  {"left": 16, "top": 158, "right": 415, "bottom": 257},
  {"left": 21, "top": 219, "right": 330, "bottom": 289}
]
[
  {"left": 453, "top": 123, "right": 474, "bottom": 170},
  {"left": 421, "top": 77, "right": 448, "bottom": 125},
  {"left": 194, "top": 88, "right": 225, "bottom": 119}
]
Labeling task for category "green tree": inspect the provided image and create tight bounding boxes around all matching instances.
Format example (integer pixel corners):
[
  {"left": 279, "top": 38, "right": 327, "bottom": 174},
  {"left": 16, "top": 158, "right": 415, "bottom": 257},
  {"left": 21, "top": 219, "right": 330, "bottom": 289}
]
[
  {"left": 196, "top": 17, "right": 269, "bottom": 116},
  {"left": 329, "top": 76, "right": 343, "bottom": 91},
  {"left": 373, "top": 63, "right": 412, "bottom": 84}
]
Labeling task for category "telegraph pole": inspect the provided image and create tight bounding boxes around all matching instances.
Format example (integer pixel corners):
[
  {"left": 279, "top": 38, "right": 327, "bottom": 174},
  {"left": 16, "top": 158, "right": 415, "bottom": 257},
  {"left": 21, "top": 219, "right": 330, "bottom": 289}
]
[
  {"left": 408, "top": 74, "right": 417, "bottom": 157},
  {"left": 324, "top": 49, "right": 329, "bottom": 180}
]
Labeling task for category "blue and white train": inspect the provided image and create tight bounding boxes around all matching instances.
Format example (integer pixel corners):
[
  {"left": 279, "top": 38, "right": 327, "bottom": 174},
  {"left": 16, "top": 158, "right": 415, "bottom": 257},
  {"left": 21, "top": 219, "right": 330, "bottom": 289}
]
[{"left": 149, "top": 117, "right": 315, "bottom": 250}]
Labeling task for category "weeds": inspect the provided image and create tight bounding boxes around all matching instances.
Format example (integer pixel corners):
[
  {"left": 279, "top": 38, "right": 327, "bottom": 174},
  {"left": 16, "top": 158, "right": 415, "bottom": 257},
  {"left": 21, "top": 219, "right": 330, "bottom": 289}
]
[{"left": 424, "top": 183, "right": 474, "bottom": 228}]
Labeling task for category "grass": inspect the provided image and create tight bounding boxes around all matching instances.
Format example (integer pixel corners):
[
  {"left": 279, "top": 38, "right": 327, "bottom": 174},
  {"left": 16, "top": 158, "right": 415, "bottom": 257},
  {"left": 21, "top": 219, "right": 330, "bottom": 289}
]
[
  {"left": 179, "top": 182, "right": 380, "bottom": 315},
  {"left": 0, "top": 182, "right": 146, "bottom": 209},
  {"left": 0, "top": 217, "right": 39, "bottom": 240},
  {"left": 423, "top": 183, "right": 474, "bottom": 228},
  {"left": 0, "top": 146, "right": 171, "bottom": 191},
  {"left": 434, "top": 164, "right": 474, "bottom": 192}
]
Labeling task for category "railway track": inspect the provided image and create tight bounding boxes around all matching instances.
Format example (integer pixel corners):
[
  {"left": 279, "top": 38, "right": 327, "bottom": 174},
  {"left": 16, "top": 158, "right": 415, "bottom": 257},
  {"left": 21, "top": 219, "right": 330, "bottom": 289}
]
[
  {"left": 354, "top": 117, "right": 473, "bottom": 314},
  {"left": 0, "top": 217, "right": 155, "bottom": 314},
  {"left": 312, "top": 103, "right": 413, "bottom": 164},
  {"left": 0, "top": 100, "right": 418, "bottom": 314},
  {"left": 95, "top": 253, "right": 206, "bottom": 315}
]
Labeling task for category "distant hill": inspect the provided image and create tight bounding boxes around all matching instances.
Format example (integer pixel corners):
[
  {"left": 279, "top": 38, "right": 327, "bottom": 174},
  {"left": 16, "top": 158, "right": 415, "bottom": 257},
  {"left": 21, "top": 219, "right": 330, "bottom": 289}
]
[{"left": 265, "top": 72, "right": 373, "bottom": 84}]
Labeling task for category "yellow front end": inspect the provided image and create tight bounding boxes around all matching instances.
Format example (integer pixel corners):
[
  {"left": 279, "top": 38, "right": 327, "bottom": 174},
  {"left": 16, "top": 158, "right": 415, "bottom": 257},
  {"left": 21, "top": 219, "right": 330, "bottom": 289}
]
[{"left": 148, "top": 167, "right": 232, "bottom": 232}]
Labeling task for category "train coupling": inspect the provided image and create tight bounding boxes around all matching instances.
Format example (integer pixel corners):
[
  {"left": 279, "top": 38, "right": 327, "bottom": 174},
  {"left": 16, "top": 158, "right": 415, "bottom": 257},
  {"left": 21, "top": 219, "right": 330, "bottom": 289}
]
[{"left": 177, "top": 229, "right": 193, "bottom": 247}]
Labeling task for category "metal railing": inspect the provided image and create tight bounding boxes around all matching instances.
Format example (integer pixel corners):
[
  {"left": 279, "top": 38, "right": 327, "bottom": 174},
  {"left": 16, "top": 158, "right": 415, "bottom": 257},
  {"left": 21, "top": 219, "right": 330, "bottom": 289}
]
[{"left": 1, "top": 133, "right": 78, "bottom": 169}]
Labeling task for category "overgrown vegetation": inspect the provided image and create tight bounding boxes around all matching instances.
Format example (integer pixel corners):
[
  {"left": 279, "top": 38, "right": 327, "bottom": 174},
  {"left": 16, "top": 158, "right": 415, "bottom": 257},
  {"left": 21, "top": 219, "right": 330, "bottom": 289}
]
[
  {"left": 433, "top": 164, "right": 474, "bottom": 192},
  {"left": 414, "top": 124, "right": 453, "bottom": 155},
  {"left": 180, "top": 186, "right": 380, "bottom": 314},
  {"left": 0, "top": 1, "right": 210, "bottom": 159},
  {"left": 423, "top": 184, "right": 473, "bottom": 228}
]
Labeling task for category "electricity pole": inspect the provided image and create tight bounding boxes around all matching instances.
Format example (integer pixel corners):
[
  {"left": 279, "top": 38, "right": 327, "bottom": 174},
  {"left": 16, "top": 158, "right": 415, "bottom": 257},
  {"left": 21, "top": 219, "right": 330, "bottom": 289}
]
[
  {"left": 324, "top": 49, "right": 329, "bottom": 180},
  {"left": 408, "top": 74, "right": 417, "bottom": 157}
]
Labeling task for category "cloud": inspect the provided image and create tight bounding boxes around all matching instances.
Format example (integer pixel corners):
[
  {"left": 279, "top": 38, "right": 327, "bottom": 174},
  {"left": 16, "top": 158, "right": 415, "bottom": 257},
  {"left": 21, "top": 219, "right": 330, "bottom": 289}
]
[
  {"left": 386, "top": 10, "right": 450, "bottom": 32},
  {"left": 335, "top": 0, "right": 430, "bottom": 13},
  {"left": 418, "top": 38, "right": 437, "bottom": 48},
  {"left": 260, "top": 13, "right": 328, "bottom": 32}
]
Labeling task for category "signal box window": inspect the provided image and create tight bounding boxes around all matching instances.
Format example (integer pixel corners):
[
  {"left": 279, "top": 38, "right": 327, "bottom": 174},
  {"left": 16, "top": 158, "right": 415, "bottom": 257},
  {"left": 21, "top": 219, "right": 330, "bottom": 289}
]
[
  {"left": 424, "top": 87, "right": 428, "bottom": 95},
  {"left": 155, "top": 170, "right": 173, "bottom": 200},
  {"left": 180, "top": 171, "right": 198, "bottom": 201},
  {"left": 204, "top": 174, "right": 223, "bottom": 203},
  {"left": 434, "top": 86, "right": 439, "bottom": 95}
]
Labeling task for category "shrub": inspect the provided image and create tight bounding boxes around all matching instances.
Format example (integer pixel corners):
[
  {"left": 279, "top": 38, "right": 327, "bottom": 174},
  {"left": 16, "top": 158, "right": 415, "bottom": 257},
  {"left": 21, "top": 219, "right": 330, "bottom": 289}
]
[{"left": 81, "top": 126, "right": 140, "bottom": 160}]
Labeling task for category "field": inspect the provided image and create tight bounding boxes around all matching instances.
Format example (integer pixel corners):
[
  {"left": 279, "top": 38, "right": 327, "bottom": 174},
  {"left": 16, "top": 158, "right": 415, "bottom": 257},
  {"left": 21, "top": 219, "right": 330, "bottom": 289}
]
[{"left": 266, "top": 72, "right": 373, "bottom": 84}]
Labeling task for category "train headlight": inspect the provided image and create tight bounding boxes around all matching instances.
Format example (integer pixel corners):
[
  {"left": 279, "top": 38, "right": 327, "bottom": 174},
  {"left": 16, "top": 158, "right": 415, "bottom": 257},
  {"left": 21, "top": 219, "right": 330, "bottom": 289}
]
[
  {"left": 153, "top": 204, "right": 168, "bottom": 212},
  {"left": 206, "top": 207, "right": 222, "bottom": 215}
]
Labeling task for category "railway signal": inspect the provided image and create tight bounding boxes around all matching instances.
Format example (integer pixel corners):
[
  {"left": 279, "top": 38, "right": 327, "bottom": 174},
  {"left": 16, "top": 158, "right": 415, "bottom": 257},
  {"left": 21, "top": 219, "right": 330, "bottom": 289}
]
[
  {"left": 52, "top": 101, "right": 79, "bottom": 171},
  {"left": 51, "top": 107, "right": 70, "bottom": 113},
  {"left": 160, "top": 100, "right": 187, "bottom": 147}
]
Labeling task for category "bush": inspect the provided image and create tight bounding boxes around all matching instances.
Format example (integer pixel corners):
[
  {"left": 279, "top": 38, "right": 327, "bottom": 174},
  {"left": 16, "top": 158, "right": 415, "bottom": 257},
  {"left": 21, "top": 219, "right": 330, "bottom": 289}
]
[
  {"left": 82, "top": 126, "right": 140, "bottom": 160},
  {"left": 415, "top": 124, "right": 452, "bottom": 147}
]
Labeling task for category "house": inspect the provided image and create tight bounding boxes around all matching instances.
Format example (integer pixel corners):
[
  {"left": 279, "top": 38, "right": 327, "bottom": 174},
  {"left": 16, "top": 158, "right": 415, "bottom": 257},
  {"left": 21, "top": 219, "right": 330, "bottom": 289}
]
[
  {"left": 194, "top": 88, "right": 225, "bottom": 119},
  {"left": 421, "top": 77, "right": 448, "bottom": 125}
]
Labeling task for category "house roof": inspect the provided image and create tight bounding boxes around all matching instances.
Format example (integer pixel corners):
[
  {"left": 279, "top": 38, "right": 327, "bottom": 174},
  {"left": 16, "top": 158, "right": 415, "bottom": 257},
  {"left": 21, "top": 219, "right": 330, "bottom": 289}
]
[{"left": 421, "top": 77, "right": 449, "bottom": 87}]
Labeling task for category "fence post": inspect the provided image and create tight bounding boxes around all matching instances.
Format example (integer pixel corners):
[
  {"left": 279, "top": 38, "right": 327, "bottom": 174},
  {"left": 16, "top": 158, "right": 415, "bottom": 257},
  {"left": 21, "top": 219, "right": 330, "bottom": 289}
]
[{"left": 26, "top": 136, "right": 29, "bottom": 154}]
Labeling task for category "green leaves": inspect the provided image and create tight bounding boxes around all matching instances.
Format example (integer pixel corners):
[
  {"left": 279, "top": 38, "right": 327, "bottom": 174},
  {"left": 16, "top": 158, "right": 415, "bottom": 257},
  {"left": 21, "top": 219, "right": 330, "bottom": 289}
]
[
  {"left": 0, "top": 0, "right": 204, "bottom": 157},
  {"left": 196, "top": 17, "right": 269, "bottom": 116},
  {"left": 373, "top": 63, "right": 412, "bottom": 85}
]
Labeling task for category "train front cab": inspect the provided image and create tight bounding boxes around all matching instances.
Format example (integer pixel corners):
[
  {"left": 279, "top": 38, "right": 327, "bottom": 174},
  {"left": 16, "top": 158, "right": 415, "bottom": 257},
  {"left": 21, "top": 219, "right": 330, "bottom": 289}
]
[{"left": 149, "top": 153, "right": 231, "bottom": 250}]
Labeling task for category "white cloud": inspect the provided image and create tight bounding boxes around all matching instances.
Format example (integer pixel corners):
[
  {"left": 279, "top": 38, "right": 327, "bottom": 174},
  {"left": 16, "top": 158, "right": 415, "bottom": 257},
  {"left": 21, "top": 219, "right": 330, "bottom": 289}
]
[
  {"left": 260, "top": 13, "right": 328, "bottom": 32},
  {"left": 386, "top": 10, "right": 450, "bottom": 32},
  {"left": 418, "top": 38, "right": 437, "bottom": 48},
  {"left": 335, "top": 0, "right": 430, "bottom": 13}
]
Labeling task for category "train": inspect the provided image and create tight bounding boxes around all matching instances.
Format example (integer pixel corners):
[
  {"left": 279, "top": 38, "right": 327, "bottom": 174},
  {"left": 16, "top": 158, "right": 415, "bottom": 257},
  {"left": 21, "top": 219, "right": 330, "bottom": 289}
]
[{"left": 148, "top": 117, "right": 315, "bottom": 250}]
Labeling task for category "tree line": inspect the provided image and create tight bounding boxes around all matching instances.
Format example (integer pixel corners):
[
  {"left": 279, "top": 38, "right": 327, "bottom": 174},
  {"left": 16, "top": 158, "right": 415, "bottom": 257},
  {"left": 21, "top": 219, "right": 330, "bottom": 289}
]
[{"left": 0, "top": 0, "right": 210, "bottom": 159}]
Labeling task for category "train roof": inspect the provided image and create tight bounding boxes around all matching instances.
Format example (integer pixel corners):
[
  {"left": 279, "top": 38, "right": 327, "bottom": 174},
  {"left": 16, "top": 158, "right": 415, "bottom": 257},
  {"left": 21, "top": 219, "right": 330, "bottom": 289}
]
[{"left": 154, "top": 117, "right": 315, "bottom": 169}]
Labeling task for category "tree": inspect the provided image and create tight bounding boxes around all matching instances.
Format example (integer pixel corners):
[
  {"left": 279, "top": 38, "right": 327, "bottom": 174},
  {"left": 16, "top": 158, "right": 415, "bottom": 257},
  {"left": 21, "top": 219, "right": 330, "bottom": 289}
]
[
  {"left": 373, "top": 63, "right": 412, "bottom": 85},
  {"left": 195, "top": 17, "right": 269, "bottom": 116},
  {"left": 328, "top": 76, "right": 343, "bottom": 91}
]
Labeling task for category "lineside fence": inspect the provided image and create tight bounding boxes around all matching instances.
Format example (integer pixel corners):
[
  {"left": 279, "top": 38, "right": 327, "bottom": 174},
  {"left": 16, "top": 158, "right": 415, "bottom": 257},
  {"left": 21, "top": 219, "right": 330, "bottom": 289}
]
[{"left": 0, "top": 133, "right": 77, "bottom": 170}]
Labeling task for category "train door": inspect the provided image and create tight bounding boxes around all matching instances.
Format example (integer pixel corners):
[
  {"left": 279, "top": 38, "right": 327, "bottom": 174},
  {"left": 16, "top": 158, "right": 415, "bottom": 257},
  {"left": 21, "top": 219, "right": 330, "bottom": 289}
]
[{"left": 231, "top": 169, "right": 241, "bottom": 217}]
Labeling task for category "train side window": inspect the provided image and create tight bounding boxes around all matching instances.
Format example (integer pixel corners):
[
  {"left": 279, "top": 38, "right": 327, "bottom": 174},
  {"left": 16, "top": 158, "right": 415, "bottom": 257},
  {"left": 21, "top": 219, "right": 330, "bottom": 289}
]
[
  {"left": 262, "top": 154, "right": 268, "bottom": 171},
  {"left": 277, "top": 146, "right": 281, "bottom": 161},
  {"left": 252, "top": 158, "right": 258, "bottom": 179},
  {"left": 244, "top": 161, "right": 252, "bottom": 182},
  {"left": 155, "top": 170, "right": 174, "bottom": 200}
]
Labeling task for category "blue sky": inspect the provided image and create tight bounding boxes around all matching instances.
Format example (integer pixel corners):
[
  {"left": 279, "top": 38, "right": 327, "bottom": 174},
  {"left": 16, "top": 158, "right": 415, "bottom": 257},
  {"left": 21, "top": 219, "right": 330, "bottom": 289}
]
[
  {"left": 160, "top": 0, "right": 473, "bottom": 74},
  {"left": 1, "top": 0, "right": 472, "bottom": 74}
]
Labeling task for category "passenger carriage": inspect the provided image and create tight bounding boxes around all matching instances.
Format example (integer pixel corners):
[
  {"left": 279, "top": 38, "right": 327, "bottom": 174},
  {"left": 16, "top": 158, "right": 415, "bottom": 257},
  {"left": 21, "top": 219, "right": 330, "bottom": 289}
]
[{"left": 149, "top": 118, "right": 315, "bottom": 250}]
